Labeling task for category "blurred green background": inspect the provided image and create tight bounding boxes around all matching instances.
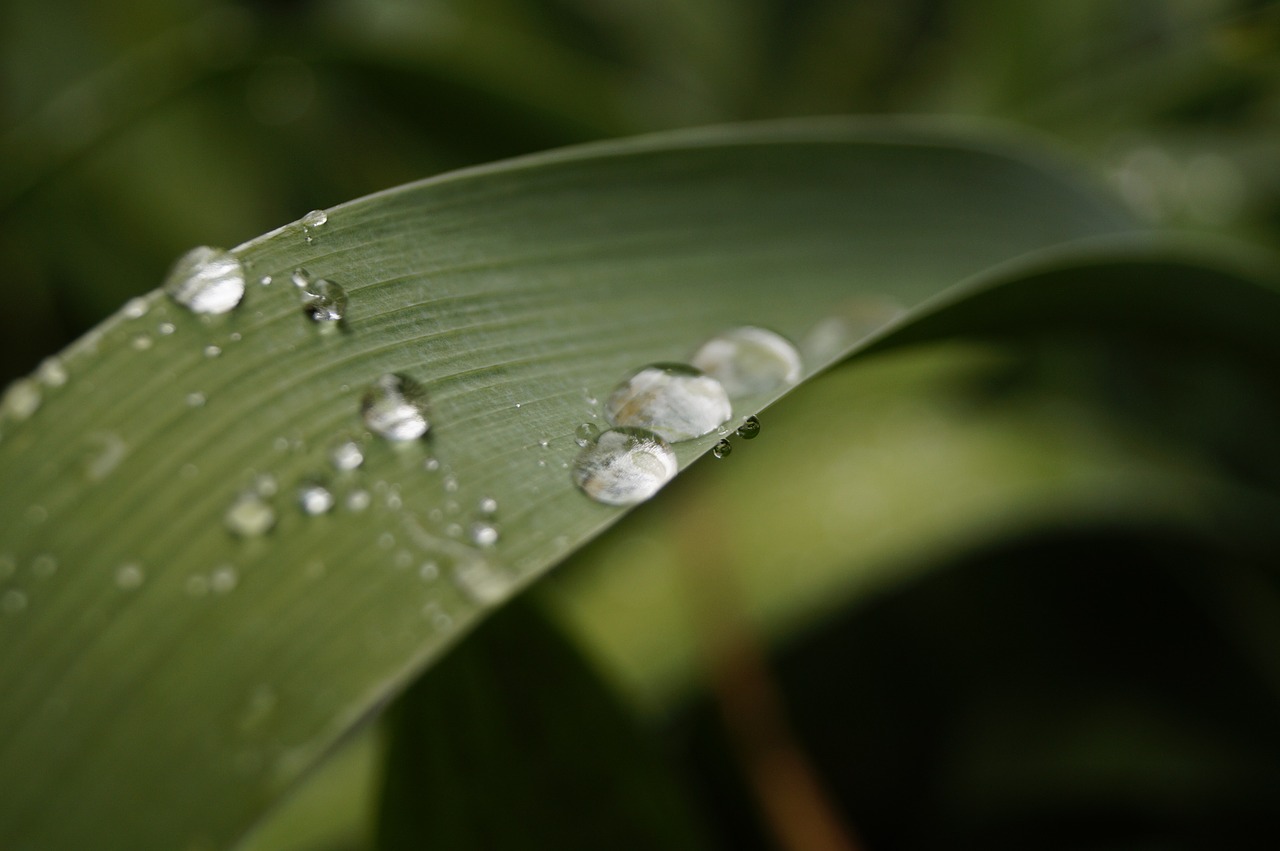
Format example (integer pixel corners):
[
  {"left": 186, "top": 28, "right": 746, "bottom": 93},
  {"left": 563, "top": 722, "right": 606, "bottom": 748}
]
[
  {"left": 5, "top": 2, "right": 1280, "bottom": 849},
  {"left": 3, "top": 0, "right": 1278, "bottom": 386}
]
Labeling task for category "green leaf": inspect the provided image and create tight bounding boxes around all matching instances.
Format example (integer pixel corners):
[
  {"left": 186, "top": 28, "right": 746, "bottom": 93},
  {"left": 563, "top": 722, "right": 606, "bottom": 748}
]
[
  {"left": 0, "top": 119, "right": 1137, "bottom": 849},
  {"left": 376, "top": 598, "right": 711, "bottom": 851}
]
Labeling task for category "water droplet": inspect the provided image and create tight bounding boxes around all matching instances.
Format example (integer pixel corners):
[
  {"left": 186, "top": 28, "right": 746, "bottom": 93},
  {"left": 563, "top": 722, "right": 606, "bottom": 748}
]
[
  {"left": 84, "top": 432, "right": 127, "bottom": 480},
  {"left": 164, "top": 246, "right": 246, "bottom": 315},
  {"left": 394, "top": 549, "right": 413, "bottom": 569},
  {"left": 478, "top": 496, "right": 498, "bottom": 515},
  {"left": 424, "top": 456, "right": 441, "bottom": 472},
  {"left": 131, "top": 335, "right": 153, "bottom": 351},
  {"left": 255, "top": 474, "right": 278, "bottom": 497},
  {"left": 123, "top": 297, "right": 150, "bottom": 319},
  {"left": 452, "top": 557, "right": 514, "bottom": 605},
  {"left": 259, "top": 275, "right": 273, "bottom": 287},
  {"left": 210, "top": 564, "right": 239, "bottom": 594},
  {"left": 2, "top": 589, "right": 28, "bottom": 615},
  {"left": 361, "top": 374, "right": 430, "bottom": 441},
  {"left": 225, "top": 492, "right": 276, "bottom": 537},
  {"left": 605, "top": 363, "right": 731, "bottom": 442},
  {"left": 204, "top": 344, "right": 222, "bottom": 358},
  {"left": 157, "top": 322, "right": 176, "bottom": 336},
  {"left": 418, "top": 561, "right": 439, "bottom": 581},
  {"left": 230, "top": 332, "right": 242, "bottom": 342},
  {"left": 346, "top": 489, "right": 371, "bottom": 512},
  {"left": 378, "top": 532, "right": 396, "bottom": 550},
  {"left": 1, "top": 378, "right": 41, "bottom": 421},
  {"left": 115, "top": 563, "right": 145, "bottom": 590},
  {"left": 31, "top": 554, "right": 57, "bottom": 578},
  {"left": 330, "top": 439, "right": 364, "bottom": 471},
  {"left": 571, "top": 426, "right": 678, "bottom": 506},
  {"left": 298, "top": 482, "right": 334, "bottom": 515},
  {"left": 736, "top": 415, "right": 761, "bottom": 440},
  {"left": 470, "top": 521, "right": 500, "bottom": 548},
  {"left": 36, "top": 357, "right": 67, "bottom": 388},
  {"left": 574, "top": 422, "right": 600, "bottom": 447},
  {"left": 301, "top": 209, "right": 328, "bottom": 228},
  {"left": 186, "top": 391, "right": 207, "bottom": 408},
  {"left": 691, "top": 326, "right": 802, "bottom": 398},
  {"left": 298, "top": 277, "right": 348, "bottom": 324},
  {"left": 712, "top": 439, "right": 732, "bottom": 459}
]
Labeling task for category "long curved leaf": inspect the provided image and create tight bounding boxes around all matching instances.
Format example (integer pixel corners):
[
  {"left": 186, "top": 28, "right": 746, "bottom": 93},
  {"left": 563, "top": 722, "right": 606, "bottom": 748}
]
[{"left": 0, "top": 119, "right": 1137, "bottom": 850}]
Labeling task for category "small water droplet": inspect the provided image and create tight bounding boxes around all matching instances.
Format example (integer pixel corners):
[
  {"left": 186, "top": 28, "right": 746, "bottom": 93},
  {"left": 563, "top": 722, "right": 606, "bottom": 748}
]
[
  {"left": 691, "top": 326, "right": 802, "bottom": 398},
  {"left": 1, "top": 378, "right": 41, "bottom": 421},
  {"left": 571, "top": 426, "right": 678, "bottom": 506},
  {"left": 424, "top": 457, "right": 441, "bottom": 472},
  {"left": 712, "top": 439, "right": 732, "bottom": 459},
  {"left": 605, "top": 363, "right": 731, "bottom": 442},
  {"left": 31, "top": 554, "right": 57, "bottom": 578},
  {"left": 478, "top": 496, "right": 498, "bottom": 515},
  {"left": 299, "top": 277, "right": 348, "bottom": 324},
  {"left": 123, "top": 297, "right": 150, "bottom": 319},
  {"left": 346, "top": 489, "right": 371, "bottom": 512},
  {"left": 301, "top": 209, "right": 328, "bottom": 228},
  {"left": 298, "top": 483, "right": 334, "bottom": 515},
  {"left": 330, "top": 439, "right": 364, "bottom": 471},
  {"left": 204, "top": 344, "right": 222, "bottom": 358},
  {"left": 131, "top": 335, "right": 153, "bottom": 351},
  {"left": 186, "top": 391, "right": 207, "bottom": 408},
  {"left": 210, "top": 564, "right": 239, "bottom": 594},
  {"left": 259, "top": 275, "right": 273, "bottom": 287},
  {"left": 84, "top": 432, "right": 127, "bottom": 480},
  {"left": 230, "top": 331, "right": 242, "bottom": 342},
  {"left": 36, "top": 357, "right": 68, "bottom": 388},
  {"left": 418, "top": 561, "right": 439, "bottom": 581},
  {"left": 470, "top": 521, "right": 500, "bottom": 548},
  {"left": 225, "top": 492, "right": 276, "bottom": 537},
  {"left": 452, "top": 557, "right": 514, "bottom": 605},
  {"left": 442, "top": 474, "right": 459, "bottom": 493},
  {"left": 736, "top": 415, "right": 761, "bottom": 440},
  {"left": 361, "top": 374, "right": 430, "bottom": 441},
  {"left": 378, "top": 532, "right": 396, "bottom": 550},
  {"left": 2, "top": 589, "right": 28, "bottom": 615},
  {"left": 164, "top": 246, "right": 246, "bottom": 315},
  {"left": 538, "top": 438, "right": 550, "bottom": 449},
  {"left": 115, "top": 563, "right": 145, "bottom": 590},
  {"left": 575, "top": 422, "right": 600, "bottom": 447},
  {"left": 157, "top": 322, "right": 176, "bottom": 336}
]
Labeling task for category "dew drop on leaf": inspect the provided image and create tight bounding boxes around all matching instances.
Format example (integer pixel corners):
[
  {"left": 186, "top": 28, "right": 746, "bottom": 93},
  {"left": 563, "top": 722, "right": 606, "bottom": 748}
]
[
  {"left": 571, "top": 426, "right": 678, "bottom": 506},
  {"left": 604, "top": 363, "right": 731, "bottom": 442},
  {"left": 736, "top": 415, "right": 761, "bottom": 440},
  {"left": 301, "top": 209, "right": 328, "bottom": 228},
  {"left": 225, "top": 492, "right": 276, "bottom": 537},
  {"left": 298, "top": 483, "right": 334, "bottom": 515},
  {"left": 712, "top": 438, "right": 732, "bottom": 459},
  {"left": 292, "top": 268, "right": 348, "bottom": 323},
  {"left": 361, "top": 374, "right": 430, "bottom": 441},
  {"left": 114, "top": 563, "right": 145, "bottom": 590},
  {"left": 691, "top": 326, "right": 802, "bottom": 398},
  {"left": 574, "top": 422, "right": 600, "bottom": 447},
  {"left": 330, "top": 439, "right": 364, "bottom": 471},
  {"left": 163, "top": 246, "right": 245, "bottom": 315},
  {"left": 470, "top": 521, "right": 500, "bottom": 548}
]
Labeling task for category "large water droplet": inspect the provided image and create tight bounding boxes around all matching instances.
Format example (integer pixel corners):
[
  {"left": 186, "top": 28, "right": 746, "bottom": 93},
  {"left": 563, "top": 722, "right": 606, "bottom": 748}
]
[
  {"left": 225, "top": 492, "right": 276, "bottom": 537},
  {"left": 361, "top": 374, "right": 430, "bottom": 441},
  {"left": 712, "top": 439, "right": 732, "bottom": 459},
  {"left": 604, "top": 363, "right": 730, "bottom": 442},
  {"left": 736, "top": 415, "right": 761, "bottom": 440},
  {"left": 293, "top": 268, "right": 348, "bottom": 323},
  {"left": 470, "top": 521, "right": 500, "bottom": 548},
  {"left": 301, "top": 209, "right": 328, "bottom": 228},
  {"left": 691, "top": 326, "right": 802, "bottom": 398},
  {"left": 164, "top": 246, "right": 245, "bottom": 315},
  {"left": 571, "top": 426, "right": 678, "bottom": 506}
]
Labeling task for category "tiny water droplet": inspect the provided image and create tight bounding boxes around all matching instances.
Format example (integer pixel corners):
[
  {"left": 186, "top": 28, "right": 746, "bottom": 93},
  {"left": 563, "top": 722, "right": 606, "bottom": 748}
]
[
  {"left": 736, "top": 415, "right": 761, "bottom": 440},
  {"left": 418, "top": 561, "right": 439, "bottom": 581},
  {"left": 571, "top": 426, "right": 678, "bottom": 506},
  {"left": 452, "top": 557, "right": 515, "bottom": 605},
  {"left": 424, "top": 457, "right": 441, "bottom": 472},
  {"left": 691, "top": 326, "right": 802, "bottom": 398},
  {"left": 123, "top": 297, "right": 150, "bottom": 319},
  {"left": 157, "top": 322, "right": 176, "bottom": 336},
  {"left": 259, "top": 275, "right": 273, "bottom": 287},
  {"left": 36, "top": 357, "right": 68, "bottom": 388},
  {"left": 574, "top": 422, "right": 600, "bottom": 447},
  {"left": 361, "top": 374, "right": 430, "bottom": 441},
  {"left": 2, "top": 378, "right": 41, "bottom": 421},
  {"left": 204, "top": 344, "right": 222, "bottom": 358},
  {"left": 712, "top": 439, "right": 732, "bottom": 459},
  {"left": 605, "top": 363, "right": 731, "bottom": 442},
  {"left": 378, "top": 532, "right": 396, "bottom": 550},
  {"left": 255, "top": 474, "right": 278, "bottom": 496},
  {"left": 186, "top": 391, "right": 207, "bottom": 408},
  {"left": 478, "top": 496, "right": 498, "bottom": 515},
  {"left": 211, "top": 564, "right": 239, "bottom": 594},
  {"left": 298, "top": 483, "right": 334, "bottom": 515},
  {"left": 299, "top": 277, "right": 348, "bottom": 324},
  {"left": 470, "top": 521, "right": 500, "bottom": 548},
  {"left": 346, "top": 489, "right": 371, "bottom": 512},
  {"left": 131, "top": 335, "right": 153, "bottom": 351},
  {"left": 230, "top": 331, "right": 242, "bottom": 342},
  {"left": 115, "top": 563, "right": 145, "bottom": 590},
  {"left": 2, "top": 589, "right": 28, "bottom": 615},
  {"left": 164, "top": 246, "right": 245, "bottom": 315},
  {"left": 84, "top": 431, "right": 127, "bottom": 480},
  {"left": 442, "top": 474, "right": 459, "bottom": 493},
  {"left": 330, "top": 439, "right": 364, "bottom": 471},
  {"left": 301, "top": 209, "right": 328, "bottom": 228},
  {"left": 225, "top": 492, "right": 276, "bottom": 537}
]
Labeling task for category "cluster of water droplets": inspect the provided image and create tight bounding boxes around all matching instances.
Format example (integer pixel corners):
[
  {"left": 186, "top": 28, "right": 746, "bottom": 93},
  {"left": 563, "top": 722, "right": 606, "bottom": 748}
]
[{"left": 569, "top": 325, "right": 801, "bottom": 506}]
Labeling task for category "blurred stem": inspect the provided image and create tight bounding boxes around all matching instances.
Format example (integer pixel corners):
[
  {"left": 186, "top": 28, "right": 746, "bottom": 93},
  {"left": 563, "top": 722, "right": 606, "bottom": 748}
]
[{"left": 676, "top": 478, "right": 863, "bottom": 851}]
